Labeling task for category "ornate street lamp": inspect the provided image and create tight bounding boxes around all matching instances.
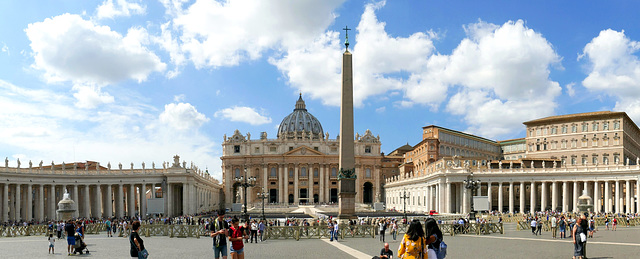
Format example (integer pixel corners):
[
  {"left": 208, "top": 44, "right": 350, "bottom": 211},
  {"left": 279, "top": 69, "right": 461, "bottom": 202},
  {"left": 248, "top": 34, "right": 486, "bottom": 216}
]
[
  {"left": 257, "top": 188, "right": 269, "bottom": 221},
  {"left": 234, "top": 167, "right": 256, "bottom": 223},
  {"left": 399, "top": 188, "right": 410, "bottom": 223},
  {"left": 463, "top": 169, "right": 481, "bottom": 221}
]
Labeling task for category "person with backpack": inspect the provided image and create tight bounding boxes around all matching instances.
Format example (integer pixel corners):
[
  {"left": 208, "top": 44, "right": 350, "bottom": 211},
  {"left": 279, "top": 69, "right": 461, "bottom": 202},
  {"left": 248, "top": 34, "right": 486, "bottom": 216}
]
[
  {"left": 425, "top": 218, "right": 446, "bottom": 259},
  {"left": 210, "top": 209, "right": 229, "bottom": 259},
  {"left": 228, "top": 217, "right": 249, "bottom": 259},
  {"left": 397, "top": 219, "right": 427, "bottom": 259}
]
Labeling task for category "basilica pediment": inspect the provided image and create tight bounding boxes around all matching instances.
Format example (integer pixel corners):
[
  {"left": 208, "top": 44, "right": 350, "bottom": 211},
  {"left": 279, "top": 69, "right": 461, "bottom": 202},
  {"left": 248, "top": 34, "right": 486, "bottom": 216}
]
[{"left": 283, "top": 146, "right": 324, "bottom": 156}]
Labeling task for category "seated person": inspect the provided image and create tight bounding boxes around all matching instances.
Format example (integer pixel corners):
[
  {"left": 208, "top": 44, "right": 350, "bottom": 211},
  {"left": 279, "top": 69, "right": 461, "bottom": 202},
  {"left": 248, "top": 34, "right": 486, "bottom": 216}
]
[{"left": 380, "top": 243, "right": 393, "bottom": 259}]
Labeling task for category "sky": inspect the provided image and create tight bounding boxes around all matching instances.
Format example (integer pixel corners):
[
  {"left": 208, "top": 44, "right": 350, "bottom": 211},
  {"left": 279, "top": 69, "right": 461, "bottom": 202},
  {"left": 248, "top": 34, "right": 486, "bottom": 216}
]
[{"left": 1, "top": 0, "right": 640, "bottom": 180}]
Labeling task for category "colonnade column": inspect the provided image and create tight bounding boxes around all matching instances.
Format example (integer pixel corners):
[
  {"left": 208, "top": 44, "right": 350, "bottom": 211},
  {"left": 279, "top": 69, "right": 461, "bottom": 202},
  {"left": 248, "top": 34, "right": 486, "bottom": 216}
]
[
  {"left": 117, "top": 184, "right": 124, "bottom": 218},
  {"left": 319, "top": 166, "right": 324, "bottom": 203},
  {"left": 72, "top": 185, "right": 78, "bottom": 218},
  {"left": 83, "top": 185, "right": 90, "bottom": 218},
  {"left": 448, "top": 181, "right": 453, "bottom": 213},
  {"left": 593, "top": 181, "right": 600, "bottom": 213},
  {"left": 636, "top": 178, "right": 640, "bottom": 214},
  {"left": 541, "top": 182, "right": 547, "bottom": 212},
  {"left": 615, "top": 181, "right": 620, "bottom": 213},
  {"left": 438, "top": 182, "right": 445, "bottom": 213},
  {"left": 486, "top": 182, "right": 492, "bottom": 212},
  {"left": 426, "top": 185, "right": 432, "bottom": 211},
  {"left": 508, "top": 182, "right": 514, "bottom": 213},
  {"left": 166, "top": 183, "right": 173, "bottom": 217},
  {"left": 105, "top": 185, "right": 112, "bottom": 218},
  {"left": 573, "top": 181, "right": 578, "bottom": 212},
  {"left": 38, "top": 184, "right": 44, "bottom": 221},
  {"left": 519, "top": 182, "right": 525, "bottom": 213},
  {"left": 562, "top": 181, "right": 568, "bottom": 212},
  {"left": 551, "top": 181, "right": 558, "bottom": 212},
  {"left": 128, "top": 184, "right": 136, "bottom": 217},
  {"left": 294, "top": 166, "right": 299, "bottom": 205},
  {"left": 141, "top": 184, "right": 147, "bottom": 218},
  {"left": 604, "top": 181, "right": 611, "bottom": 213},
  {"left": 25, "top": 184, "right": 32, "bottom": 221},
  {"left": 530, "top": 182, "right": 536, "bottom": 212},
  {"left": 15, "top": 184, "right": 21, "bottom": 221},
  {"left": 498, "top": 183, "right": 503, "bottom": 213},
  {"left": 182, "top": 184, "right": 189, "bottom": 216},
  {"left": 462, "top": 184, "right": 468, "bottom": 214},
  {"left": 49, "top": 185, "right": 56, "bottom": 220},
  {"left": 2, "top": 184, "right": 8, "bottom": 222},
  {"left": 625, "top": 180, "right": 631, "bottom": 214}
]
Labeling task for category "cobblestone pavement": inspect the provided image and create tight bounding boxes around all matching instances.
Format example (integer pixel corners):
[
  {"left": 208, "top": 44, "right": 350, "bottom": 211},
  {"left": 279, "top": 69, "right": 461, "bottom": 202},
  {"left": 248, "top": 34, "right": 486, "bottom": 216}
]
[{"left": 1, "top": 224, "right": 639, "bottom": 258}]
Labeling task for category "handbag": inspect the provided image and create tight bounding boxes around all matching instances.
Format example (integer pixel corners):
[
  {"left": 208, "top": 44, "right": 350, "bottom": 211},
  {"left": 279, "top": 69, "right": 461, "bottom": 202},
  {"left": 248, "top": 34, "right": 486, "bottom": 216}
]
[
  {"left": 139, "top": 249, "right": 149, "bottom": 259},
  {"left": 579, "top": 233, "right": 587, "bottom": 243}
]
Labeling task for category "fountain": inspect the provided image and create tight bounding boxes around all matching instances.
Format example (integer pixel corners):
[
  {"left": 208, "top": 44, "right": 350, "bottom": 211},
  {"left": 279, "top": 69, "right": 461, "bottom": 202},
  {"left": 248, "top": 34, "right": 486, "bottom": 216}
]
[
  {"left": 577, "top": 189, "right": 594, "bottom": 213},
  {"left": 57, "top": 189, "right": 77, "bottom": 221}
]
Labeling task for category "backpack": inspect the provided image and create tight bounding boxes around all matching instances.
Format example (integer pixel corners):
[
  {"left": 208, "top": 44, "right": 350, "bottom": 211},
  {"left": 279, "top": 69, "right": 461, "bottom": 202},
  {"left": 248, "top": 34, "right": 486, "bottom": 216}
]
[{"left": 431, "top": 235, "right": 447, "bottom": 259}]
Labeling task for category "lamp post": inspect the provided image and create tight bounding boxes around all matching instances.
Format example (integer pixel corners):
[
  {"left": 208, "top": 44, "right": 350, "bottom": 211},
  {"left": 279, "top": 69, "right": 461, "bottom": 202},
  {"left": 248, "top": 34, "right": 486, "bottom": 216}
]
[
  {"left": 234, "top": 167, "right": 256, "bottom": 223},
  {"left": 257, "top": 188, "right": 268, "bottom": 221},
  {"left": 399, "top": 188, "right": 410, "bottom": 223},
  {"left": 463, "top": 169, "right": 481, "bottom": 221}
]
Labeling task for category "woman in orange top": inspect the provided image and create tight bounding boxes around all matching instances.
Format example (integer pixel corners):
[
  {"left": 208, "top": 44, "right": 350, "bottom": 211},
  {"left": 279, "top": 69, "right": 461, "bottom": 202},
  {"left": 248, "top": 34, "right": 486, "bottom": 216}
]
[{"left": 398, "top": 219, "right": 427, "bottom": 259}]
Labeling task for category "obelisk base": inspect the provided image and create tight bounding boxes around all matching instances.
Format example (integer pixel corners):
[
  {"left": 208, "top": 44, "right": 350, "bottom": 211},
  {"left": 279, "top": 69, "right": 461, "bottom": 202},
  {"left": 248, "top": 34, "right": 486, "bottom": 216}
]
[{"left": 338, "top": 178, "right": 357, "bottom": 220}]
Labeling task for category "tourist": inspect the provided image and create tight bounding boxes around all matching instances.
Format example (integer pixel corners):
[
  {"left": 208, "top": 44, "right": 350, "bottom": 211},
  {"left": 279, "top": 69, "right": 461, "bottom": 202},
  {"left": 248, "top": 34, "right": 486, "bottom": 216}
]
[
  {"left": 391, "top": 220, "right": 398, "bottom": 241},
  {"left": 258, "top": 220, "right": 266, "bottom": 242},
  {"left": 129, "top": 221, "right": 148, "bottom": 259},
  {"left": 65, "top": 220, "right": 75, "bottom": 255},
  {"left": 536, "top": 218, "right": 543, "bottom": 236},
  {"left": 210, "top": 209, "right": 229, "bottom": 259},
  {"left": 551, "top": 215, "right": 558, "bottom": 239},
  {"left": 380, "top": 242, "right": 393, "bottom": 259},
  {"left": 228, "top": 217, "right": 249, "bottom": 259},
  {"left": 572, "top": 217, "right": 585, "bottom": 259},
  {"left": 250, "top": 220, "right": 258, "bottom": 243},
  {"left": 588, "top": 216, "right": 595, "bottom": 238},
  {"left": 612, "top": 217, "right": 617, "bottom": 231},
  {"left": 530, "top": 218, "right": 537, "bottom": 235},
  {"left": 580, "top": 213, "right": 589, "bottom": 258},
  {"left": 559, "top": 216, "right": 566, "bottom": 239},
  {"left": 56, "top": 221, "right": 63, "bottom": 239},
  {"left": 605, "top": 216, "right": 609, "bottom": 230},
  {"left": 48, "top": 233, "right": 55, "bottom": 254},
  {"left": 106, "top": 218, "right": 112, "bottom": 237},
  {"left": 379, "top": 219, "right": 387, "bottom": 242},
  {"left": 333, "top": 220, "right": 339, "bottom": 241},
  {"left": 328, "top": 220, "right": 335, "bottom": 241},
  {"left": 425, "top": 218, "right": 445, "bottom": 259},
  {"left": 397, "top": 219, "right": 426, "bottom": 259}
]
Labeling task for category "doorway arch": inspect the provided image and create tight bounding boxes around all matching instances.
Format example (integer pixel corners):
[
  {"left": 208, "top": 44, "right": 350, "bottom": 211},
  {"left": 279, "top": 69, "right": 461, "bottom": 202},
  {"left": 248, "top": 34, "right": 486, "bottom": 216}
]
[{"left": 363, "top": 182, "right": 373, "bottom": 204}]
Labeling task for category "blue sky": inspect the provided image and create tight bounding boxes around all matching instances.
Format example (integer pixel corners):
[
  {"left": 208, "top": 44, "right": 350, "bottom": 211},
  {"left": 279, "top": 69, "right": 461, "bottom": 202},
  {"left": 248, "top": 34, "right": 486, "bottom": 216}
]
[{"left": 1, "top": 0, "right": 640, "bottom": 179}]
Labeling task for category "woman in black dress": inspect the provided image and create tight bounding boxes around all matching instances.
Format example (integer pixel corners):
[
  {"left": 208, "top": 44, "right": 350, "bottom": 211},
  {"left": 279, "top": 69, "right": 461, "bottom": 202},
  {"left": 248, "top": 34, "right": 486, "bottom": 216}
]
[{"left": 130, "top": 221, "right": 148, "bottom": 259}]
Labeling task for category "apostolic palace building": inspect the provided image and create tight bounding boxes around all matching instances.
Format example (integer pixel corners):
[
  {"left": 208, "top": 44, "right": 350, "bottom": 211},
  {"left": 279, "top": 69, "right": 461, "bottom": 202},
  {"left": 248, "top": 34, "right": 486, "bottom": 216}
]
[{"left": 385, "top": 111, "right": 640, "bottom": 215}]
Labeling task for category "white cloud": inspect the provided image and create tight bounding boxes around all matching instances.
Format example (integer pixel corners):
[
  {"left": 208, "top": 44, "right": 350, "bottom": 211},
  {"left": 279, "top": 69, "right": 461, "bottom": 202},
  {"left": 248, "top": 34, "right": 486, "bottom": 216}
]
[
  {"left": 166, "top": 0, "right": 345, "bottom": 68},
  {"left": 214, "top": 106, "right": 272, "bottom": 125},
  {"left": 25, "top": 13, "right": 166, "bottom": 85},
  {"left": 1, "top": 43, "right": 8, "bottom": 55},
  {"left": 159, "top": 102, "right": 209, "bottom": 130},
  {"left": 375, "top": 106, "right": 386, "bottom": 113},
  {"left": 580, "top": 29, "right": 640, "bottom": 120},
  {"left": 73, "top": 85, "right": 115, "bottom": 109},
  {"left": 0, "top": 79, "right": 222, "bottom": 178},
  {"left": 96, "top": 0, "right": 146, "bottom": 19},
  {"left": 173, "top": 94, "right": 186, "bottom": 102},
  {"left": 566, "top": 82, "right": 576, "bottom": 97}
]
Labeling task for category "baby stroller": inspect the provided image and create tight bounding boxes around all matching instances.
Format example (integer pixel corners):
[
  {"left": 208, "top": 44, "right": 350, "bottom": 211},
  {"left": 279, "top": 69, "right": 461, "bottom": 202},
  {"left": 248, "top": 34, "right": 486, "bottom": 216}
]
[{"left": 73, "top": 233, "right": 90, "bottom": 255}]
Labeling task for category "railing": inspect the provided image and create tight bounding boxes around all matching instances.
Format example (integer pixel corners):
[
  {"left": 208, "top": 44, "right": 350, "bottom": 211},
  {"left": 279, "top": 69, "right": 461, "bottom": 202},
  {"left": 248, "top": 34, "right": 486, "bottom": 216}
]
[
  {"left": 516, "top": 217, "right": 640, "bottom": 231},
  {"left": 0, "top": 224, "right": 207, "bottom": 238},
  {"left": 264, "top": 225, "right": 376, "bottom": 241}
]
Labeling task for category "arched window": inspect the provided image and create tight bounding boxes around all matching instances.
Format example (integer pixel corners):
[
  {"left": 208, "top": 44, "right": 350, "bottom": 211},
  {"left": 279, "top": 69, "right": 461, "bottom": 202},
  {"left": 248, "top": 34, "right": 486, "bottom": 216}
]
[
  {"left": 234, "top": 168, "right": 240, "bottom": 178},
  {"left": 270, "top": 167, "right": 277, "bottom": 177},
  {"left": 301, "top": 167, "right": 307, "bottom": 177}
]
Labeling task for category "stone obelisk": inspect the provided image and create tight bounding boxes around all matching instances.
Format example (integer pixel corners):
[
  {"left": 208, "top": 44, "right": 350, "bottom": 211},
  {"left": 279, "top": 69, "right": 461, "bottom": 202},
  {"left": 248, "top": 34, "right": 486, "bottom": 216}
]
[{"left": 338, "top": 26, "right": 356, "bottom": 220}]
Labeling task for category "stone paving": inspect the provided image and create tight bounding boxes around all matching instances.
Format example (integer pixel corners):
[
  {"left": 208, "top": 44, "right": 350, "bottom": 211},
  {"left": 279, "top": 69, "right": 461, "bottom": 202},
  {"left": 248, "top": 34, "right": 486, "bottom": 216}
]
[{"left": 1, "top": 224, "right": 639, "bottom": 258}]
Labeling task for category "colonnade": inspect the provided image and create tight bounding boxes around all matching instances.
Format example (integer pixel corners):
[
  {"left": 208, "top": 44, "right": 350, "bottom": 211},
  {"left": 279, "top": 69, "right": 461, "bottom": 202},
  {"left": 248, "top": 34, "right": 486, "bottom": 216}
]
[{"left": 386, "top": 177, "right": 640, "bottom": 215}]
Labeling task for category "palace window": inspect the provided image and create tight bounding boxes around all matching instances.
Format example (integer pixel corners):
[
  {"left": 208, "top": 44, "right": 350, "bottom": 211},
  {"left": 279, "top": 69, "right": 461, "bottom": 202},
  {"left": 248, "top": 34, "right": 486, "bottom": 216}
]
[
  {"left": 603, "top": 157, "right": 609, "bottom": 165},
  {"left": 551, "top": 127, "right": 557, "bottom": 134},
  {"left": 551, "top": 142, "right": 557, "bottom": 149},
  {"left": 614, "top": 154, "right": 620, "bottom": 164},
  {"left": 561, "top": 140, "right": 567, "bottom": 149},
  {"left": 572, "top": 125, "right": 577, "bottom": 133},
  {"left": 593, "top": 123, "right": 599, "bottom": 131},
  {"left": 365, "top": 146, "right": 371, "bottom": 153},
  {"left": 270, "top": 168, "right": 277, "bottom": 178},
  {"left": 543, "top": 128, "right": 548, "bottom": 135},
  {"left": 270, "top": 147, "right": 277, "bottom": 152},
  {"left": 536, "top": 129, "right": 541, "bottom": 136},
  {"left": 603, "top": 122, "right": 609, "bottom": 130},
  {"left": 582, "top": 124, "right": 588, "bottom": 132},
  {"left": 234, "top": 145, "right": 240, "bottom": 153},
  {"left": 562, "top": 125, "right": 568, "bottom": 134},
  {"left": 582, "top": 139, "right": 587, "bottom": 147},
  {"left": 592, "top": 156, "right": 598, "bottom": 165},
  {"left": 582, "top": 157, "right": 587, "bottom": 165},
  {"left": 571, "top": 157, "right": 577, "bottom": 165},
  {"left": 613, "top": 121, "right": 620, "bottom": 130}
]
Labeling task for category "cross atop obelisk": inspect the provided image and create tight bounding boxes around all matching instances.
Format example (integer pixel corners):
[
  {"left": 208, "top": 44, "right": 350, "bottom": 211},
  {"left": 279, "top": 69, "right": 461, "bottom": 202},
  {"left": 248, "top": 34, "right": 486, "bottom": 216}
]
[
  {"left": 338, "top": 25, "right": 356, "bottom": 220},
  {"left": 343, "top": 26, "right": 351, "bottom": 51}
]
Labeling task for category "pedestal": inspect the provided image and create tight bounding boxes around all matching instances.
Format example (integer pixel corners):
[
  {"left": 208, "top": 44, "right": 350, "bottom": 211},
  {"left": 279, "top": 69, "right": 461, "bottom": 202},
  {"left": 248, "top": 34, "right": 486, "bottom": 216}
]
[{"left": 338, "top": 178, "right": 357, "bottom": 219}]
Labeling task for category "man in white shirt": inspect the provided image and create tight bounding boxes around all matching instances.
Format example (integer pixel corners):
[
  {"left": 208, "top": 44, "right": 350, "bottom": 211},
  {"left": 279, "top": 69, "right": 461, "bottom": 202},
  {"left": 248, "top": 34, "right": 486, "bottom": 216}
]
[
  {"left": 551, "top": 215, "right": 558, "bottom": 239},
  {"left": 531, "top": 219, "right": 537, "bottom": 236}
]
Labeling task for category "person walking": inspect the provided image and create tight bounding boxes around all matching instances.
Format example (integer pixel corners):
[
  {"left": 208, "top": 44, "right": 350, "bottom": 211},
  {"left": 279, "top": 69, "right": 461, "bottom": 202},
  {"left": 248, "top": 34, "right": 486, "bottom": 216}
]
[
  {"left": 258, "top": 220, "right": 266, "bottom": 242},
  {"left": 250, "top": 220, "right": 258, "bottom": 243},
  {"left": 391, "top": 220, "right": 398, "bottom": 241},
  {"left": 229, "top": 217, "right": 249, "bottom": 259},
  {"left": 379, "top": 220, "right": 387, "bottom": 242},
  {"left": 572, "top": 217, "right": 586, "bottom": 259},
  {"left": 397, "top": 219, "right": 427, "bottom": 259},
  {"left": 129, "top": 221, "right": 148, "bottom": 259},
  {"left": 48, "top": 233, "right": 55, "bottom": 254},
  {"left": 106, "top": 219, "right": 112, "bottom": 237},
  {"left": 210, "top": 209, "right": 229, "bottom": 259},
  {"left": 333, "top": 220, "right": 339, "bottom": 241},
  {"left": 559, "top": 216, "right": 567, "bottom": 239},
  {"left": 531, "top": 218, "right": 538, "bottom": 236},
  {"left": 64, "top": 220, "right": 76, "bottom": 256},
  {"left": 425, "top": 218, "right": 445, "bottom": 259},
  {"left": 536, "top": 218, "right": 543, "bottom": 236},
  {"left": 551, "top": 215, "right": 558, "bottom": 239}
]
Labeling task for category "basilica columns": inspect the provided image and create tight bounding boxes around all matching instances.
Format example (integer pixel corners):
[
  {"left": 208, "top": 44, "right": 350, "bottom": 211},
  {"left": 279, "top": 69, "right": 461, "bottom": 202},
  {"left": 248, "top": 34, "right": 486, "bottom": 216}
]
[
  {"left": 319, "top": 166, "right": 324, "bottom": 203},
  {"left": 294, "top": 166, "right": 299, "bottom": 204}
]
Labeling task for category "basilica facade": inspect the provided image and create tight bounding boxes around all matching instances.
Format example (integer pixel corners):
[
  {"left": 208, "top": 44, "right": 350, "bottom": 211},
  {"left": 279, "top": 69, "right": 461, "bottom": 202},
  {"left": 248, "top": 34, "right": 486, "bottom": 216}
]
[{"left": 220, "top": 95, "right": 383, "bottom": 208}]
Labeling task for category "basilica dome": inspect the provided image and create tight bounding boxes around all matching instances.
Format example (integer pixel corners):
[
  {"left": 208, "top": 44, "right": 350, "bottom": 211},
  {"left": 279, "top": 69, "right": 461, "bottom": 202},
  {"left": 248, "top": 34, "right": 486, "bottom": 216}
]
[{"left": 277, "top": 94, "right": 324, "bottom": 139}]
